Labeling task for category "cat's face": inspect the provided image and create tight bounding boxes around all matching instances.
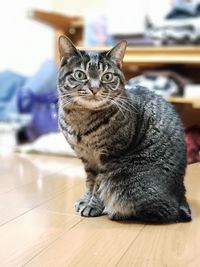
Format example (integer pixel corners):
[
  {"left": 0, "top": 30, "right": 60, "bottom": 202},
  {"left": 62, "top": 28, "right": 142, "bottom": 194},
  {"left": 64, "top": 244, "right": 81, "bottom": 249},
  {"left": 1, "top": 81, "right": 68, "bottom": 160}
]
[{"left": 58, "top": 36, "right": 127, "bottom": 110}]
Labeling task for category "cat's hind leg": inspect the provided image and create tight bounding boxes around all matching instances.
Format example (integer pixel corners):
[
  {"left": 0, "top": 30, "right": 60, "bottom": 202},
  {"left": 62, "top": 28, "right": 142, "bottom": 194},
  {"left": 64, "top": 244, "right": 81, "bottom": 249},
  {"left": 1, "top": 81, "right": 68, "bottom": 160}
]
[
  {"left": 178, "top": 197, "right": 192, "bottom": 222},
  {"left": 135, "top": 193, "right": 191, "bottom": 223},
  {"left": 101, "top": 190, "right": 136, "bottom": 220}
]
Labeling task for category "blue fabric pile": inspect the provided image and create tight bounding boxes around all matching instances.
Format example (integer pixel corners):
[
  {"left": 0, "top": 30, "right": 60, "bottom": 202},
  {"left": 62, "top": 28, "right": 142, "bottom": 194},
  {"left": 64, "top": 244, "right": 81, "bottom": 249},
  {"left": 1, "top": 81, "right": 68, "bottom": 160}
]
[
  {"left": 0, "top": 60, "right": 59, "bottom": 142},
  {"left": 0, "top": 71, "right": 26, "bottom": 118}
]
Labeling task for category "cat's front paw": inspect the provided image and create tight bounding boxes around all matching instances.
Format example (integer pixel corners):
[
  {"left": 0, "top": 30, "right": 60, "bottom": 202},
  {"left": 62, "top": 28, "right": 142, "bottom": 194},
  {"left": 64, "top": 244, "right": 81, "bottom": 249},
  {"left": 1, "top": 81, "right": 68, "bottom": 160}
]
[
  {"left": 75, "top": 194, "right": 104, "bottom": 217},
  {"left": 74, "top": 192, "right": 92, "bottom": 213},
  {"left": 79, "top": 204, "right": 103, "bottom": 217}
]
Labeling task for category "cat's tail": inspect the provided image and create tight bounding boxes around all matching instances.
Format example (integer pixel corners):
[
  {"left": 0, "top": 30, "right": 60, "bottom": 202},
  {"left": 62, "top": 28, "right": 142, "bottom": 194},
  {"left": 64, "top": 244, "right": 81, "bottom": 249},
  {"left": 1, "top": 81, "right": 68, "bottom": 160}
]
[{"left": 178, "top": 197, "right": 192, "bottom": 222}]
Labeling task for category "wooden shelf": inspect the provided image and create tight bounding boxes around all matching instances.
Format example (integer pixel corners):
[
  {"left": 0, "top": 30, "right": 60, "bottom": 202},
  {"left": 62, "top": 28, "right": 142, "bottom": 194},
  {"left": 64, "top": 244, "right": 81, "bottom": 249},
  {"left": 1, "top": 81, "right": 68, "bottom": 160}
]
[
  {"left": 29, "top": 9, "right": 200, "bottom": 127},
  {"left": 125, "top": 46, "right": 200, "bottom": 65},
  {"left": 81, "top": 46, "right": 200, "bottom": 65},
  {"left": 167, "top": 97, "right": 200, "bottom": 108},
  {"left": 28, "top": 10, "right": 83, "bottom": 32}
]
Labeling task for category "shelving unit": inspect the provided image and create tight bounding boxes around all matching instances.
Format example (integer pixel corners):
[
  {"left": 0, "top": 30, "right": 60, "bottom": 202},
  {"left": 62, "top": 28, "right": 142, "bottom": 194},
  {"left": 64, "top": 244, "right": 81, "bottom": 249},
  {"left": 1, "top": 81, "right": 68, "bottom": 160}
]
[{"left": 29, "top": 9, "right": 200, "bottom": 127}]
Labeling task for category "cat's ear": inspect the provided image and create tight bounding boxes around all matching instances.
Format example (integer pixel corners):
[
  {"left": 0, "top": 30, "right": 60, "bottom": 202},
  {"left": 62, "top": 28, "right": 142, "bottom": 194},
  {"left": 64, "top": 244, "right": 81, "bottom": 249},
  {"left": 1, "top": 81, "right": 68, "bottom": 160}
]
[
  {"left": 58, "top": 35, "right": 81, "bottom": 64},
  {"left": 106, "top": 40, "right": 127, "bottom": 68}
]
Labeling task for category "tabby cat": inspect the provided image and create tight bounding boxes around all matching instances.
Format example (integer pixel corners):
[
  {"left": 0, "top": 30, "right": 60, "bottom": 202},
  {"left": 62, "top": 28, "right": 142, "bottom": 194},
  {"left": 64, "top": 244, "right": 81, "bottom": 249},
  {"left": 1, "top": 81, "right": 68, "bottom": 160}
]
[{"left": 58, "top": 35, "right": 191, "bottom": 223}]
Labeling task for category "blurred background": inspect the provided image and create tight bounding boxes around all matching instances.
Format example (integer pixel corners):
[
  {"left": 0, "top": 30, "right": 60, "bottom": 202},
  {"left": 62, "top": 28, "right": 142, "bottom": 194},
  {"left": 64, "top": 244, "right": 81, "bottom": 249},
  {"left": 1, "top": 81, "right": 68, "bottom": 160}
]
[{"left": 0, "top": 0, "right": 199, "bottom": 163}]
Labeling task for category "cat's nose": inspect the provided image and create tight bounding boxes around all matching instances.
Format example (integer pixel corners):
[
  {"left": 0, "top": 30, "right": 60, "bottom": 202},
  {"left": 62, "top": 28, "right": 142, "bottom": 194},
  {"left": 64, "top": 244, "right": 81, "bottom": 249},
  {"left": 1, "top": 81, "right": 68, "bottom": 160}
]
[{"left": 89, "top": 87, "right": 99, "bottom": 95}]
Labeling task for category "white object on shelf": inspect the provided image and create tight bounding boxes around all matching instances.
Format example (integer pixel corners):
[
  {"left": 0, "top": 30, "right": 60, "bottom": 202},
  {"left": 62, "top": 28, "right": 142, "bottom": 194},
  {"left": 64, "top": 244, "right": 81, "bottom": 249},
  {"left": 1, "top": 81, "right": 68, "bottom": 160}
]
[{"left": 184, "top": 84, "right": 200, "bottom": 97}]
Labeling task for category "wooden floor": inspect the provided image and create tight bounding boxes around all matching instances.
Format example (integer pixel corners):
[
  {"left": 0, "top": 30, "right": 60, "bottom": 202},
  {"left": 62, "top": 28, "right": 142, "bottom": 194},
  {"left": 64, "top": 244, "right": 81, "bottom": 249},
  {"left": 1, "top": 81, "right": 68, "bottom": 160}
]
[{"left": 0, "top": 153, "right": 199, "bottom": 267}]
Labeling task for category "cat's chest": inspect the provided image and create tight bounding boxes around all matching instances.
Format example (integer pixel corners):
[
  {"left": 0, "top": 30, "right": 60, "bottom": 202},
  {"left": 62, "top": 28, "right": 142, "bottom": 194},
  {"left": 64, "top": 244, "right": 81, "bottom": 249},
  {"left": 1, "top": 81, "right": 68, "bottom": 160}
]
[{"left": 66, "top": 128, "right": 103, "bottom": 167}]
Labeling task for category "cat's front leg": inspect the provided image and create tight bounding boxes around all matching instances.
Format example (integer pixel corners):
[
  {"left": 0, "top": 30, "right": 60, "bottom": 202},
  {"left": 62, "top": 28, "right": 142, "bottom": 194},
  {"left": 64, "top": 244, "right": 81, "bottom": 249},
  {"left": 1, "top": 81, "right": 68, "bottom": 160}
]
[
  {"left": 74, "top": 190, "right": 92, "bottom": 213},
  {"left": 78, "top": 191, "right": 104, "bottom": 217},
  {"left": 75, "top": 168, "right": 104, "bottom": 217}
]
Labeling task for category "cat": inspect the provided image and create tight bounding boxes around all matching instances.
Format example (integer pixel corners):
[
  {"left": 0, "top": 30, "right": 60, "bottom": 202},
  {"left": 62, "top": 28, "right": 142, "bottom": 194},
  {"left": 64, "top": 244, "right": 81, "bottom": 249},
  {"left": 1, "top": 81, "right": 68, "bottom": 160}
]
[{"left": 57, "top": 35, "right": 191, "bottom": 223}]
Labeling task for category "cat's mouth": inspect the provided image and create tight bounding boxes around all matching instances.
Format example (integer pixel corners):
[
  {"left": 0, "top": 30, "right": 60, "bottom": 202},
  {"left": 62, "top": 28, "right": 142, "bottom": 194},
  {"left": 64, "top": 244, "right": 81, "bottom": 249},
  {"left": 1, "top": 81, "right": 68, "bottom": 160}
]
[
  {"left": 75, "top": 95, "right": 111, "bottom": 110},
  {"left": 81, "top": 95, "right": 101, "bottom": 100}
]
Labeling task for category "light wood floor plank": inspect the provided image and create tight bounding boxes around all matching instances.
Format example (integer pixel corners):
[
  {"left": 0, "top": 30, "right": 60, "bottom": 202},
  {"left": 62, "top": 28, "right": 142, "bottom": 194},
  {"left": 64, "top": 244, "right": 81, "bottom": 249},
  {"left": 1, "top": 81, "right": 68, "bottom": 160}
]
[
  {"left": 0, "top": 154, "right": 83, "bottom": 195},
  {"left": 23, "top": 153, "right": 83, "bottom": 176},
  {"left": 0, "top": 210, "right": 81, "bottom": 267},
  {"left": 0, "top": 175, "right": 81, "bottom": 226},
  {"left": 0, "top": 155, "right": 40, "bottom": 195},
  {"left": 24, "top": 217, "right": 145, "bottom": 267},
  {"left": 38, "top": 182, "right": 85, "bottom": 215},
  {"left": 117, "top": 219, "right": 199, "bottom": 267},
  {"left": 0, "top": 154, "right": 84, "bottom": 225}
]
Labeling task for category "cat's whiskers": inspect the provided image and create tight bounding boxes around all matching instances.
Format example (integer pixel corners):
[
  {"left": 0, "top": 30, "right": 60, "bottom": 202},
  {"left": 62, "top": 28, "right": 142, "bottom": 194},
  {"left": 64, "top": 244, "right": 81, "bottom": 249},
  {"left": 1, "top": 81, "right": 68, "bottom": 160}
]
[
  {"left": 59, "top": 95, "right": 74, "bottom": 108},
  {"left": 118, "top": 100, "right": 137, "bottom": 114},
  {"left": 61, "top": 101, "right": 72, "bottom": 109},
  {"left": 58, "top": 93, "right": 73, "bottom": 98},
  {"left": 110, "top": 99, "right": 126, "bottom": 119},
  {"left": 100, "top": 94, "right": 126, "bottom": 119},
  {"left": 99, "top": 91, "right": 138, "bottom": 114},
  {"left": 105, "top": 94, "right": 135, "bottom": 115},
  {"left": 116, "top": 96, "right": 139, "bottom": 114},
  {"left": 99, "top": 94, "right": 130, "bottom": 117},
  {"left": 58, "top": 92, "right": 138, "bottom": 116}
]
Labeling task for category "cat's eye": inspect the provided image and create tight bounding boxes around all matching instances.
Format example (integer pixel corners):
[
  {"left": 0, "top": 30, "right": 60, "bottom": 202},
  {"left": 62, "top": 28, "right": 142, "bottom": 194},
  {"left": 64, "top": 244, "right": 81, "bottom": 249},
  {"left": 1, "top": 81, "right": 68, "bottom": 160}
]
[
  {"left": 102, "top": 72, "right": 113, "bottom": 83},
  {"left": 74, "top": 70, "right": 87, "bottom": 81}
]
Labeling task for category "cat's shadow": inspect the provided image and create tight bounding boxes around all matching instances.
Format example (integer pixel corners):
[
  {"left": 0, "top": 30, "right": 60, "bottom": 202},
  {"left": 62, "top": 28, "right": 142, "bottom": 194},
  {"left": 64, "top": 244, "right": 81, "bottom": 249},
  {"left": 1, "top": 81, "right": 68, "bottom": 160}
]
[{"left": 109, "top": 218, "right": 169, "bottom": 226}]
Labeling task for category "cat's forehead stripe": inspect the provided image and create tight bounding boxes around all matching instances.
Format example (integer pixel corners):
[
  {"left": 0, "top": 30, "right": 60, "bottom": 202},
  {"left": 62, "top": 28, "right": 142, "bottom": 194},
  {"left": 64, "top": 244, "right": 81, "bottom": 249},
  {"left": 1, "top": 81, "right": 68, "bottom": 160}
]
[
  {"left": 82, "top": 52, "right": 110, "bottom": 73},
  {"left": 86, "top": 52, "right": 99, "bottom": 71},
  {"left": 86, "top": 51, "right": 99, "bottom": 63}
]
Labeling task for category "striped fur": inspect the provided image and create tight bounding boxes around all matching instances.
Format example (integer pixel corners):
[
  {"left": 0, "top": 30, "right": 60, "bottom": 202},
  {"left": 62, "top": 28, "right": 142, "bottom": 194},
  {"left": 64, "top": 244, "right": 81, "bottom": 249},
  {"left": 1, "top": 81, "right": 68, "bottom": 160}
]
[{"left": 57, "top": 36, "right": 191, "bottom": 223}]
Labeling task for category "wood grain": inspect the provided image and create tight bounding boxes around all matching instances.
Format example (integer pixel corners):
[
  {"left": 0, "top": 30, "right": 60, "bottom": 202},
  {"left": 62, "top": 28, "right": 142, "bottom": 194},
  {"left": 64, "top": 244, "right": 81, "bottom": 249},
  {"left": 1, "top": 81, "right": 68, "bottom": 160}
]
[{"left": 0, "top": 153, "right": 199, "bottom": 267}]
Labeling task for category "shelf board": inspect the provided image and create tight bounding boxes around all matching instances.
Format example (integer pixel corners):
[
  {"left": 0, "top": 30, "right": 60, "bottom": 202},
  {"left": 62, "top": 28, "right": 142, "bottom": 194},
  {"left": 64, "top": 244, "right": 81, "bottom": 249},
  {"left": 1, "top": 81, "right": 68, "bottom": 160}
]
[
  {"left": 124, "top": 47, "right": 200, "bottom": 64},
  {"left": 167, "top": 96, "right": 200, "bottom": 107},
  {"left": 80, "top": 46, "right": 200, "bottom": 64}
]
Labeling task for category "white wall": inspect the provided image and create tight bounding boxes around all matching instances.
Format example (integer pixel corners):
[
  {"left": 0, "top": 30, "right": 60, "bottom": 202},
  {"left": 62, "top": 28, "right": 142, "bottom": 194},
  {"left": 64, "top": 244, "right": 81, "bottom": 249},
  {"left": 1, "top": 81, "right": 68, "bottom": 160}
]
[
  {"left": 53, "top": 0, "right": 171, "bottom": 34},
  {"left": 0, "top": 0, "right": 171, "bottom": 75},
  {"left": 0, "top": 0, "right": 54, "bottom": 76},
  {"left": 52, "top": 0, "right": 108, "bottom": 16}
]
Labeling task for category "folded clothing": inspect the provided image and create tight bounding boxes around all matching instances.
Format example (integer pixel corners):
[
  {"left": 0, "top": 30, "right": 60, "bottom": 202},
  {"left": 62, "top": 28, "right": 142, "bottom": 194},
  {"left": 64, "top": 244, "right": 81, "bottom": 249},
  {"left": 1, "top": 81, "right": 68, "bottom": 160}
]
[
  {"left": 17, "top": 60, "right": 57, "bottom": 113},
  {"left": 126, "top": 70, "right": 188, "bottom": 97},
  {"left": 16, "top": 60, "right": 59, "bottom": 142},
  {"left": 0, "top": 71, "right": 26, "bottom": 118},
  {"left": 146, "top": 16, "right": 200, "bottom": 45},
  {"left": 166, "top": 0, "right": 200, "bottom": 19}
]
